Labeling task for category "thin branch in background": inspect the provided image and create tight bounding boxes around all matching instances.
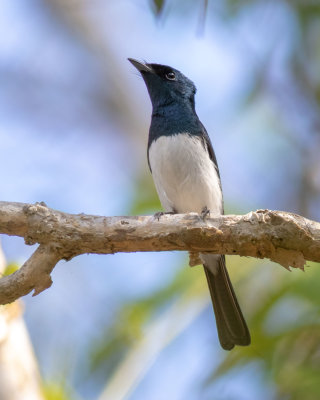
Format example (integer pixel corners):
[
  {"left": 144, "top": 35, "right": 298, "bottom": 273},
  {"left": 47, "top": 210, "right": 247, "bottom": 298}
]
[{"left": 197, "top": 0, "right": 208, "bottom": 36}]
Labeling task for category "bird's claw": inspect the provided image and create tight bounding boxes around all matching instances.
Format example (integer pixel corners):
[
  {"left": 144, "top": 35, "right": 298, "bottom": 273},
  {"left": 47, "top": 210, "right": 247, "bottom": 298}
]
[
  {"left": 154, "top": 211, "right": 175, "bottom": 221},
  {"left": 154, "top": 211, "right": 164, "bottom": 220},
  {"left": 200, "top": 206, "right": 210, "bottom": 220}
]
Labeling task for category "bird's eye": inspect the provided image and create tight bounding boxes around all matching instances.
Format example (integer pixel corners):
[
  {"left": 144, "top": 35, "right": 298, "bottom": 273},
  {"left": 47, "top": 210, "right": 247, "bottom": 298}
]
[{"left": 165, "top": 71, "right": 176, "bottom": 81}]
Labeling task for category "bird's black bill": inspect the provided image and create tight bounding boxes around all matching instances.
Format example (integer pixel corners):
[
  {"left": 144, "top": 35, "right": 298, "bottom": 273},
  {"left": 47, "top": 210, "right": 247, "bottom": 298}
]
[{"left": 128, "top": 58, "right": 153, "bottom": 73}]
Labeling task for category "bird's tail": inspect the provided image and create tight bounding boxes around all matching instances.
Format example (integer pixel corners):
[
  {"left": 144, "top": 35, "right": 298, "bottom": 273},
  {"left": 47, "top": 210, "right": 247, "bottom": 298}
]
[{"left": 201, "top": 254, "right": 251, "bottom": 350}]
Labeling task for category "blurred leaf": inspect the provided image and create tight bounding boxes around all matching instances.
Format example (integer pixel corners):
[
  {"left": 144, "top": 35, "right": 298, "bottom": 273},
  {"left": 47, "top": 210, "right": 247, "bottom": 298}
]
[
  {"left": 3, "top": 262, "right": 19, "bottom": 276},
  {"left": 205, "top": 263, "right": 320, "bottom": 399},
  {"left": 151, "top": 0, "right": 166, "bottom": 15},
  {"left": 42, "top": 381, "right": 77, "bottom": 400},
  {"left": 89, "top": 263, "right": 203, "bottom": 377},
  {"left": 294, "top": 1, "right": 320, "bottom": 28},
  {"left": 130, "top": 170, "right": 161, "bottom": 215},
  {"left": 220, "top": 0, "right": 257, "bottom": 18}
]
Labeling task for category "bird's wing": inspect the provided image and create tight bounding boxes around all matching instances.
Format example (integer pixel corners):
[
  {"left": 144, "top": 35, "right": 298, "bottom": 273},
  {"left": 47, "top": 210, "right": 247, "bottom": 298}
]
[{"left": 199, "top": 122, "right": 221, "bottom": 180}]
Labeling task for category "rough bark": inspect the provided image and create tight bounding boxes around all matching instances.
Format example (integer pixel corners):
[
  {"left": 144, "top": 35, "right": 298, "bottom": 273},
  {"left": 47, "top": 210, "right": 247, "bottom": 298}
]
[{"left": 0, "top": 201, "right": 319, "bottom": 305}]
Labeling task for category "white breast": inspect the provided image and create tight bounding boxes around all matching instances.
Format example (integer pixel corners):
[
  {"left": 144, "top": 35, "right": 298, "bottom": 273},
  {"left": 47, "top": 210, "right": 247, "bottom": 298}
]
[{"left": 148, "top": 134, "right": 223, "bottom": 214}]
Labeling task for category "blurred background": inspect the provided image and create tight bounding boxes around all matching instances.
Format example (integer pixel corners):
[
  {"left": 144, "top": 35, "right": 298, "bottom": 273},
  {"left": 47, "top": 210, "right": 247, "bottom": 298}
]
[{"left": 1, "top": 0, "right": 320, "bottom": 399}]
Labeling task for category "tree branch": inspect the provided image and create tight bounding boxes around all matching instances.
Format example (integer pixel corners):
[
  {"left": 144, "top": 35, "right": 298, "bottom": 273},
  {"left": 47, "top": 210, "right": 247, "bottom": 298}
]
[{"left": 0, "top": 201, "right": 319, "bottom": 305}]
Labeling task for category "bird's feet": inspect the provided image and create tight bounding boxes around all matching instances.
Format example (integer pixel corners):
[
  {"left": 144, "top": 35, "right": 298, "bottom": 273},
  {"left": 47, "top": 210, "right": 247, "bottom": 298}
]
[
  {"left": 153, "top": 211, "right": 176, "bottom": 221},
  {"left": 200, "top": 206, "right": 210, "bottom": 220}
]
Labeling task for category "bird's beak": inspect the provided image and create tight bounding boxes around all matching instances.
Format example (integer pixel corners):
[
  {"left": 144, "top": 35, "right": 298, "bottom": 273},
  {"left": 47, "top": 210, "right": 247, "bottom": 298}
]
[{"left": 128, "top": 58, "right": 153, "bottom": 73}]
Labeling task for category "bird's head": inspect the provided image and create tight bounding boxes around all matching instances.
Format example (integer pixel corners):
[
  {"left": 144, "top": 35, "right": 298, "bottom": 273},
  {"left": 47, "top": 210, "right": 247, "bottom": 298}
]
[{"left": 128, "top": 58, "right": 196, "bottom": 110}]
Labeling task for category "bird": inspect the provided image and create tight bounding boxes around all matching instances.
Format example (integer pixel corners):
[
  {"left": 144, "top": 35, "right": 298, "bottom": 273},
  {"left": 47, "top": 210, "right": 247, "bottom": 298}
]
[{"left": 128, "top": 58, "right": 251, "bottom": 350}]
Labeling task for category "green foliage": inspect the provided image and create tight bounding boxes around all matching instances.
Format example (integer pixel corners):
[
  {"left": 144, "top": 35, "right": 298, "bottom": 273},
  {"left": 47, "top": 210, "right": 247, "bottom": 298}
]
[
  {"left": 130, "top": 170, "right": 161, "bottom": 215},
  {"left": 3, "top": 262, "right": 19, "bottom": 276},
  {"left": 42, "top": 381, "right": 77, "bottom": 400},
  {"left": 207, "top": 263, "right": 320, "bottom": 399},
  {"left": 294, "top": 1, "right": 320, "bottom": 28}
]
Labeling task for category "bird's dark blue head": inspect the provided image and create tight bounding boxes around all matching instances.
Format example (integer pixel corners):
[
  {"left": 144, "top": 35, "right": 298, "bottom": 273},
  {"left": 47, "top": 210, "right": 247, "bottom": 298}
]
[{"left": 128, "top": 58, "right": 197, "bottom": 111}]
